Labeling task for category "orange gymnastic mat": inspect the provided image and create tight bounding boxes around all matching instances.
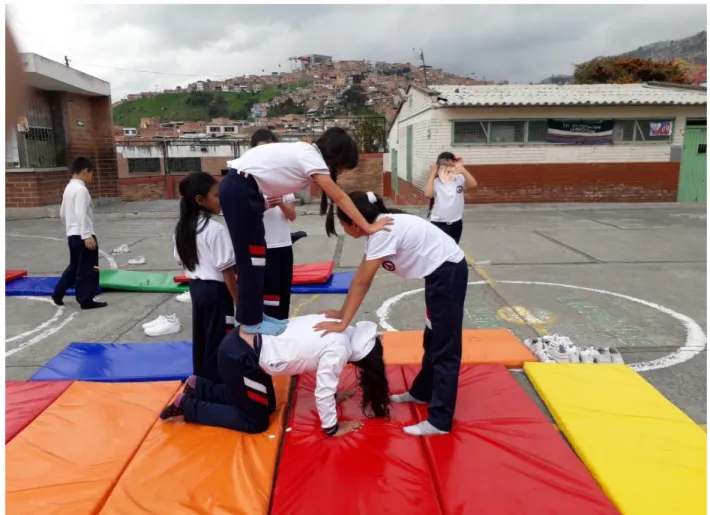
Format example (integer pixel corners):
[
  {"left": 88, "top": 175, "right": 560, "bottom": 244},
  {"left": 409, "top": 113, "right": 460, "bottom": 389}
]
[
  {"left": 382, "top": 329, "right": 536, "bottom": 367},
  {"left": 6, "top": 380, "right": 181, "bottom": 515},
  {"left": 99, "top": 376, "right": 291, "bottom": 515}
]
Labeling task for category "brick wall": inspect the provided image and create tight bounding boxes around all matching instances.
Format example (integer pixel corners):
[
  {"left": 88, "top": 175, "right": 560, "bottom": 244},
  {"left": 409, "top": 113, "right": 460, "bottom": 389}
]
[
  {"left": 118, "top": 177, "right": 167, "bottom": 201},
  {"left": 309, "top": 153, "right": 383, "bottom": 199},
  {"left": 6, "top": 88, "right": 119, "bottom": 209},
  {"left": 382, "top": 162, "right": 679, "bottom": 205}
]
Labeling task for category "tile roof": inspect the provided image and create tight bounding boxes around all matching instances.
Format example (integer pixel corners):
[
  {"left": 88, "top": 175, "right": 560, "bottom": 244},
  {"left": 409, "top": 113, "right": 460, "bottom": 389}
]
[{"left": 430, "top": 83, "right": 707, "bottom": 107}]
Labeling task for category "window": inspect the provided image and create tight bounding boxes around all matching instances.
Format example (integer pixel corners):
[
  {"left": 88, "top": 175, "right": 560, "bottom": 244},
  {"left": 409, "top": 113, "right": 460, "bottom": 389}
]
[
  {"left": 128, "top": 158, "right": 161, "bottom": 174},
  {"left": 453, "top": 120, "right": 547, "bottom": 145},
  {"left": 613, "top": 119, "right": 673, "bottom": 143},
  {"left": 167, "top": 158, "right": 202, "bottom": 173},
  {"left": 9, "top": 90, "right": 67, "bottom": 169},
  {"left": 223, "top": 126, "right": 235, "bottom": 133},
  {"left": 209, "top": 126, "right": 221, "bottom": 133}
]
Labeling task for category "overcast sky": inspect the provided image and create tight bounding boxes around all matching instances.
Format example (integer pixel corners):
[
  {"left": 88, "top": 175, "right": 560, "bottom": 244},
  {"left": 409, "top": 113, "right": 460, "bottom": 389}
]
[{"left": 8, "top": 3, "right": 707, "bottom": 100}]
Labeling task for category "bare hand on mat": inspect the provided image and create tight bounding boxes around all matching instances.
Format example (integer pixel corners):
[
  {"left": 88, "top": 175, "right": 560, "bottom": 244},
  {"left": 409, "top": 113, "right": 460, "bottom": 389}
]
[
  {"left": 84, "top": 237, "right": 97, "bottom": 250},
  {"left": 333, "top": 420, "right": 363, "bottom": 437},
  {"left": 336, "top": 390, "right": 357, "bottom": 404},
  {"left": 317, "top": 309, "right": 343, "bottom": 319},
  {"left": 313, "top": 320, "right": 347, "bottom": 336}
]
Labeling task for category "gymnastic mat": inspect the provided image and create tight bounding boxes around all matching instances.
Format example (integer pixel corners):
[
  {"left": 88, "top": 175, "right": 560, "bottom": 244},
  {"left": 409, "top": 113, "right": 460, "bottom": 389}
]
[
  {"left": 173, "top": 260, "right": 336, "bottom": 285},
  {"left": 6, "top": 269, "right": 27, "bottom": 283},
  {"left": 6, "top": 380, "right": 181, "bottom": 515},
  {"left": 382, "top": 329, "right": 536, "bottom": 367},
  {"left": 270, "top": 366, "right": 443, "bottom": 515},
  {"left": 99, "top": 270, "right": 188, "bottom": 293},
  {"left": 30, "top": 341, "right": 193, "bottom": 382},
  {"left": 5, "top": 276, "right": 101, "bottom": 296},
  {"left": 525, "top": 363, "right": 707, "bottom": 515},
  {"left": 100, "top": 376, "right": 291, "bottom": 515},
  {"left": 401, "top": 364, "right": 619, "bottom": 515},
  {"left": 290, "top": 271, "right": 354, "bottom": 294},
  {"left": 5, "top": 381, "right": 73, "bottom": 443}
]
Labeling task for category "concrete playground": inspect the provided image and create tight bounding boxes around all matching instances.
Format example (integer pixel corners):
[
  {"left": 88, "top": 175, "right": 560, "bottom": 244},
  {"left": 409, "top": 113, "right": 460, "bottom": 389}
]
[{"left": 5, "top": 201, "right": 707, "bottom": 425}]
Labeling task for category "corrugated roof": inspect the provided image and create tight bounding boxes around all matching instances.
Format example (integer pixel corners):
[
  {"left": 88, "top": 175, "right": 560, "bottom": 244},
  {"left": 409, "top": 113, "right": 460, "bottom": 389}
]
[{"left": 430, "top": 83, "right": 707, "bottom": 107}]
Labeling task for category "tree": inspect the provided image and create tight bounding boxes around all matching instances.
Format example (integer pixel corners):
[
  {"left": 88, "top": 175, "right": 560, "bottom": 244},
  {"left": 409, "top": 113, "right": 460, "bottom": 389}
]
[
  {"left": 573, "top": 57, "right": 689, "bottom": 85},
  {"left": 350, "top": 116, "right": 386, "bottom": 153}
]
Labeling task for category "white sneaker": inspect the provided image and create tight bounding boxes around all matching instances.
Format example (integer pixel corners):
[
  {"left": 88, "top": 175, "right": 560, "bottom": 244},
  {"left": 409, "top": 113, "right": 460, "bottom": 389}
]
[
  {"left": 592, "top": 347, "right": 613, "bottom": 364},
  {"left": 609, "top": 347, "right": 624, "bottom": 364},
  {"left": 127, "top": 256, "right": 146, "bottom": 265},
  {"left": 530, "top": 338, "right": 554, "bottom": 363},
  {"left": 112, "top": 244, "right": 129, "bottom": 255},
  {"left": 547, "top": 342, "right": 571, "bottom": 363},
  {"left": 145, "top": 317, "right": 181, "bottom": 337},
  {"left": 175, "top": 291, "right": 191, "bottom": 303},
  {"left": 579, "top": 347, "right": 594, "bottom": 364},
  {"left": 142, "top": 314, "right": 178, "bottom": 330},
  {"left": 565, "top": 343, "right": 581, "bottom": 363}
]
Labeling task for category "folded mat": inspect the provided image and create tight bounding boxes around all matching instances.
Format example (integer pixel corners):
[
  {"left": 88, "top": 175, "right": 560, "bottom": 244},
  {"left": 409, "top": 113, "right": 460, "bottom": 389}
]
[
  {"left": 5, "top": 381, "right": 73, "bottom": 443},
  {"left": 402, "top": 365, "right": 620, "bottom": 515},
  {"left": 6, "top": 269, "right": 28, "bottom": 283},
  {"left": 6, "top": 381, "right": 181, "bottom": 515},
  {"left": 99, "top": 376, "right": 290, "bottom": 515},
  {"left": 383, "top": 329, "right": 535, "bottom": 367},
  {"left": 30, "top": 341, "right": 193, "bottom": 382},
  {"left": 6, "top": 276, "right": 101, "bottom": 297},
  {"left": 270, "top": 366, "right": 443, "bottom": 515},
  {"left": 100, "top": 269, "right": 188, "bottom": 293},
  {"left": 173, "top": 260, "right": 335, "bottom": 285},
  {"left": 290, "top": 270, "right": 353, "bottom": 294},
  {"left": 525, "top": 363, "right": 707, "bottom": 515}
]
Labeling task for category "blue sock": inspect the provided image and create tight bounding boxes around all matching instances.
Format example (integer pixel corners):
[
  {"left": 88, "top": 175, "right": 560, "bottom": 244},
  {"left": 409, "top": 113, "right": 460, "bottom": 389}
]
[
  {"left": 263, "top": 313, "right": 288, "bottom": 326},
  {"left": 242, "top": 319, "right": 286, "bottom": 336}
]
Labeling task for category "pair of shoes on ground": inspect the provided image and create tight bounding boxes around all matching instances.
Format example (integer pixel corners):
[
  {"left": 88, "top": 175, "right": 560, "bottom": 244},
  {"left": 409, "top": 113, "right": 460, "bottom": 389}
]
[
  {"left": 52, "top": 294, "right": 107, "bottom": 310},
  {"left": 525, "top": 334, "right": 624, "bottom": 364},
  {"left": 143, "top": 314, "right": 181, "bottom": 336}
]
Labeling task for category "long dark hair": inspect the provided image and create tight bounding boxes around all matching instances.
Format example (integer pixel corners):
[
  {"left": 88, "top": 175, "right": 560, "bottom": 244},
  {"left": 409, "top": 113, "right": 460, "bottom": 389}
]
[
  {"left": 174, "top": 172, "right": 218, "bottom": 272},
  {"left": 251, "top": 128, "right": 278, "bottom": 147},
  {"left": 353, "top": 336, "right": 390, "bottom": 419},
  {"left": 427, "top": 151, "right": 456, "bottom": 219},
  {"left": 336, "top": 190, "right": 407, "bottom": 229},
  {"left": 315, "top": 127, "right": 359, "bottom": 236}
]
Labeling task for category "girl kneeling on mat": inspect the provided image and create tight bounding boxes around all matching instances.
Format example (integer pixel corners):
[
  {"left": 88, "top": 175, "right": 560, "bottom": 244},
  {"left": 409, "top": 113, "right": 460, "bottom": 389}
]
[
  {"left": 219, "top": 127, "right": 392, "bottom": 337},
  {"left": 315, "top": 191, "right": 468, "bottom": 437},
  {"left": 174, "top": 172, "right": 238, "bottom": 383},
  {"left": 160, "top": 314, "right": 390, "bottom": 437}
]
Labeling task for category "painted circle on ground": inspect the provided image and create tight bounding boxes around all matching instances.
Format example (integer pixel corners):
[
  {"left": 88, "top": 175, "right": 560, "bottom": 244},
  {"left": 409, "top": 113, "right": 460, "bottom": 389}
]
[
  {"left": 376, "top": 280, "right": 706, "bottom": 372},
  {"left": 5, "top": 296, "right": 77, "bottom": 357}
]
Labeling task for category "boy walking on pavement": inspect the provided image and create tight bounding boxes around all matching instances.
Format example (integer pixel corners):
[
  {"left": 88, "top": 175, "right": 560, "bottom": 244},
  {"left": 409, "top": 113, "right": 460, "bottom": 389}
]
[{"left": 52, "top": 156, "right": 107, "bottom": 310}]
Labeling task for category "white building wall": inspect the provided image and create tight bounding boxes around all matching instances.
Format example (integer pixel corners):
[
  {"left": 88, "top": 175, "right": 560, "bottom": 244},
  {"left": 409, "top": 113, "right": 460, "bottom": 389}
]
[{"left": 428, "top": 104, "right": 704, "bottom": 166}]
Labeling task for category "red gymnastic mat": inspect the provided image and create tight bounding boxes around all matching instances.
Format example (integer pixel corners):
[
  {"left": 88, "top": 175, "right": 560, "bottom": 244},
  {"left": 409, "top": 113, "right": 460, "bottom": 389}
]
[
  {"left": 173, "top": 261, "right": 335, "bottom": 285},
  {"left": 6, "top": 269, "right": 28, "bottom": 283},
  {"left": 270, "top": 366, "right": 443, "bottom": 515},
  {"left": 401, "top": 365, "right": 620, "bottom": 515},
  {"left": 5, "top": 381, "right": 73, "bottom": 443}
]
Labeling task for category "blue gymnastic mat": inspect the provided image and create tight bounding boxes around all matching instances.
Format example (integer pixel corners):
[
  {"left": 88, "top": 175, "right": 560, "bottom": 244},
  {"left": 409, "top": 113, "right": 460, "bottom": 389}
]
[
  {"left": 29, "top": 341, "right": 193, "bottom": 382},
  {"left": 6, "top": 276, "right": 102, "bottom": 297},
  {"left": 290, "top": 271, "right": 354, "bottom": 294}
]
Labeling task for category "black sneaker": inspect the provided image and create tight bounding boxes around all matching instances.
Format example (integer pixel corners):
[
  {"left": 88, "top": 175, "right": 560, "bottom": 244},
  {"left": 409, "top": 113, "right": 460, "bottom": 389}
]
[
  {"left": 290, "top": 231, "right": 307, "bottom": 245},
  {"left": 51, "top": 294, "right": 64, "bottom": 306},
  {"left": 80, "top": 301, "right": 108, "bottom": 310}
]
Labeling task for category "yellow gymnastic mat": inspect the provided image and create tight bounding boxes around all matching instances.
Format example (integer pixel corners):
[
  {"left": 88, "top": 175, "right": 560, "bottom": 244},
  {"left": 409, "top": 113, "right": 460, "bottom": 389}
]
[{"left": 524, "top": 363, "right": 706, "bottom": 515}]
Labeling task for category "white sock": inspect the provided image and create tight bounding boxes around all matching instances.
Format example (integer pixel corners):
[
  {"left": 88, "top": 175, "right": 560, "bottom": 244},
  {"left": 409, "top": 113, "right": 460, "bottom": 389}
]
[
  {"left": 390, "top": 392, "right": 426, "bottom": 404},
  {"left": 403, "top": 420, "right": 449, "bottom": 436}
]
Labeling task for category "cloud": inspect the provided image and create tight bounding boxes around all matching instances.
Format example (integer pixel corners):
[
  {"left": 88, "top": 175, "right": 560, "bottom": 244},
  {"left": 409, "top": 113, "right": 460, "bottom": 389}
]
[{"left": 7, "top": 4, "right": 706, "bottom": 99}]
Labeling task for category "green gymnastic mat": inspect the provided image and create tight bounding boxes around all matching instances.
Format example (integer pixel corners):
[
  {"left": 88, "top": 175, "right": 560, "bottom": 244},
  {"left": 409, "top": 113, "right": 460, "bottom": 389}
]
[{"left": 99, "top": 270, "right": 189, "bottom": 294}]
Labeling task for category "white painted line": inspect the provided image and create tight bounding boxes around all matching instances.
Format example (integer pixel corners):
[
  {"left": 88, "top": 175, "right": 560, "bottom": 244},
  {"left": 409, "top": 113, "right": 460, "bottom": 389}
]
[
  {"left": 7, "top": 233, "right": 118, "bottom": 269},
  {"left": 376, "top": 280, "right": 706, "bottom": 372},
  {"left": 5, "top": 296, "right": 63, "bottom": 344},
  {"left": 6, "top": 311, "right": 78, "bottom": 357}
]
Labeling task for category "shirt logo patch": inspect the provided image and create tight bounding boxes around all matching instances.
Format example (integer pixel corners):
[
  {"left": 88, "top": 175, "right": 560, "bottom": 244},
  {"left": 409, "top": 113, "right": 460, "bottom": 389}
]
[
  {"left": 456, "top": 185, "right": 464, "bottom": 193},
  {"left": 266, "top": 361, "right": 287, "bottom": 372},
  {"left": 382, "top": 260, "right": 396, "bottom": 272}
]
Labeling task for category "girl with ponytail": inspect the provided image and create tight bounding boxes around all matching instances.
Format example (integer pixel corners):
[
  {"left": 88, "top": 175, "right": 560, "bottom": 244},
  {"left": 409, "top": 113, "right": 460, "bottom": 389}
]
[
  {"left": 220, "top": 127, "right": 392, "bottom": 338},
  {"left": 174, "top": 172, "right": 237, "bottom": 383},
  {"left": 315, "top": 190, "right": 468, "bottom": 437}
]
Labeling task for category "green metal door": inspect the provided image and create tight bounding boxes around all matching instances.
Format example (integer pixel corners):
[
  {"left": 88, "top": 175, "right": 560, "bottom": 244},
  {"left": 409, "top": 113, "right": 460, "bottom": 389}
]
[
  {"left": 677, "top": 127, "right": 707, "bottom": 203},
  {"left": 391, "top": 149, "right": 399, "bottom": 194},
  {"left": 406, "top": 126, "right": 413, "bottom": 182}
]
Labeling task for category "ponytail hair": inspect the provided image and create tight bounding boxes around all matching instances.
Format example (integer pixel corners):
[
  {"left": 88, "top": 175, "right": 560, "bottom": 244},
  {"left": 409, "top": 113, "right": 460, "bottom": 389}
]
[
  {"left": 335, "top": 190, "right": 406, "bottom": 228},
  {"left": 353, "top": 336, "right": 390, "bottom": 419},
  {"left": 315, "top": 127, "right": 359, "bottom": 237},
  {"left": 174, "top": 172, "right": 218, "bottom": 271}
]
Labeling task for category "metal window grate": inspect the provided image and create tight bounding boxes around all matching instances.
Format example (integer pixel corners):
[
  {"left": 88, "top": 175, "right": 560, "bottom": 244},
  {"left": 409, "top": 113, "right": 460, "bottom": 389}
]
[
  {"left": 17, "top": 90, "right": 61, "bottom": 168},
  {"left": 453, "top": 121, "right": 487, "bottom": 144},
  {"left": 167, "top": 158, "right": 202, "bottom": 173},
  {"left": 128, "top": 158, "right": 161, "bottom": 173}
]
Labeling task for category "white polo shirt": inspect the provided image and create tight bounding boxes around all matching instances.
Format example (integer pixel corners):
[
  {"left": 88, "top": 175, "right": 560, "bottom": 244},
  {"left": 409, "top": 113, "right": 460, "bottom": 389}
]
[
  {"left": 226, "top": 142, "right": 329, "bottom": 196},
  {"left": 364, "top": 213, "right": 464, "bottom": 279},
  {"left": 430, "top": 174, "right": 465, "bottom": 224},
  {"left": 173, "top": 217, "right": 236, "bottom": 282},
  {"left": 264, "top": 193, "right": 296, "bottom": 249},
  {"left": 59, "top": 179, "right": 95, "bottom": 239}
]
